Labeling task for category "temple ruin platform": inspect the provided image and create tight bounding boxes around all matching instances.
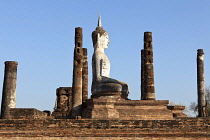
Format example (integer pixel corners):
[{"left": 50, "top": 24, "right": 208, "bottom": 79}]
[
  {"left": 82, "top": 99, "right": 186, "bottom": 120},
  {"left": 0, "top": 118, "right": 209, "bottom": 139}
]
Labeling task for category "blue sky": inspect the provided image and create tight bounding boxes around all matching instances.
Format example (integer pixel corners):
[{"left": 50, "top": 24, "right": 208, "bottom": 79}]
[{"left": 0, "top": 1, "right": 210, "bottom": 112}]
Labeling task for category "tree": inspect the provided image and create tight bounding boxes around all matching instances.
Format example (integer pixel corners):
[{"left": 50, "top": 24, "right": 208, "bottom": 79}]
[
  {"left": 169, "top": 102, "right": 192, "bottom": 117},
  {"left": 206, "top": 86, "right": 210, "bottom": 116},
  {"left": 189, "top": 102, "right": 198, "bottom": 116},
  {"left": 190, "top": 85, "right": 210, "bottom": 117}
]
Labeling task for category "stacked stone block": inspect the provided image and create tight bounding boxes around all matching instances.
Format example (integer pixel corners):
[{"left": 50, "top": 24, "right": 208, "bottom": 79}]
[
  {"left": 141, "top": 32, "right": 156, "bottom": 100},
  {"left": 71, "top": 27, "right": 89, "bottom": 118},
  {"left": 1, "top": 61, "right": 18, "bottom": 119},
  {"left": 52, "top": 87, "right": 72, "bottom": 118},
  {"left": 9, "top": 108, "right": 48, "bottom": 119},
  {"left": 197, "top": 49, "right": 206, "bottom": 117},
  {"left": 0, "top": 118, "right": 209, "bottom": 139},
  {"left": 82, "top": 48, "right": 88, "bottom": 102}
]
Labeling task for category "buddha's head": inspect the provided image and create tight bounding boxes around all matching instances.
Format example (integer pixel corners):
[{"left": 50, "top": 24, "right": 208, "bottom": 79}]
[{"left": 92, "top": 16, "right": 110, "bottom": 49}]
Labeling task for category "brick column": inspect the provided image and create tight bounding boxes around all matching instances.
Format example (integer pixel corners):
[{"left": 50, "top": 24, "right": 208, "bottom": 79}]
[
  {"left": 197, "top": 49, "right": 206, "bottom": 117},
  {"left": 141, "top": 32, "right": 155, "bottom": 100},
  {"left": 71, "top": 27, "right": 83, "bottom": 118},
  {"left": 1, "top": 61, "right": 18, "bottom": 119},
  {"left": 141, "top": 49, "right": 145, "bottom": 100},
  {"left": 82, "top": 48, "right": 88, "bottom": 102}
]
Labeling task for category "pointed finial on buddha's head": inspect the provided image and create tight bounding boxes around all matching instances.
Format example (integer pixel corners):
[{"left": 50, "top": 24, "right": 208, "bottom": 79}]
[
  {"left": 92, "top": 14, "right": 108, "bottom": 47},
  {"left": 98, "top": 13, "right": 102, "bottom": 27}
]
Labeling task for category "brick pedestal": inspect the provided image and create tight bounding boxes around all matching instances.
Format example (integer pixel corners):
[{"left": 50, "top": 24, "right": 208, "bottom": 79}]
[{"left": 83, "top": 99, "right": 186, "bottom": 120}]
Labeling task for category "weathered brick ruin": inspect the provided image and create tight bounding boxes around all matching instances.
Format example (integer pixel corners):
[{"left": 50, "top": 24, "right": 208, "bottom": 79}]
[
  {"left": 1, "top": 61, "right": 18, "bottom": 119},
  {"left": 0, "top": 18, "right": 210, "bottom": 139},
  {"left": 0, "top": 118, "right": 209, "bottom": 139},
  {"left": 141, "top": 32, "right": 155, "bottom": 100},
  {"left": 197, "top": 49, "right": 207, "bottom": 117},
  {"left": 52, "top": 87, "right": 72, "bottom": 118}
]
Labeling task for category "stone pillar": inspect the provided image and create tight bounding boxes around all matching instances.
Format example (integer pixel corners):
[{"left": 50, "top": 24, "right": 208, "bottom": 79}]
[
  {"left": 1, "top": 61, "right": 18, "bottom": 119},
  {"left": 197, "top": 49, "right": 206, "bottom": 117},
  {"left": 71, "top": 27, "right": 83, "bottom": 118},
  {"left": 82, "top": 48, "right": 88, "bottom": 102},
  {"left": 141, "top": 49, "right": 145, "bottom": 100},
  {"left": 141, "top": 32, "right": 155, "bottom": 100},
  {"left": 52, "top": 87, "right": 72, "bottom": 118}
]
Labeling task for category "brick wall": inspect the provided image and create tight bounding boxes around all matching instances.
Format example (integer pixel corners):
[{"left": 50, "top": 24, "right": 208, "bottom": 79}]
[
  {"left": 83, "top": 99, "right": 186, "bottom": 120},
  {"left": 9, "top": 108, "right": 47, "bottom": 119},
  {"left": 0, "top": 118, "right": 209, "bottom": 139}
]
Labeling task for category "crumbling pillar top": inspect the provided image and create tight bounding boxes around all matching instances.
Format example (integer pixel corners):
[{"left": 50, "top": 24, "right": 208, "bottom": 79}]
[
  {"left": 197, "top": 49, "right": 204, "bottom": 54},
  {"left": 5, "top": 61, "right": 18, "bottom": 65},
  {"left": 144, "top": 32, "right": 152, "bottom": 42}
]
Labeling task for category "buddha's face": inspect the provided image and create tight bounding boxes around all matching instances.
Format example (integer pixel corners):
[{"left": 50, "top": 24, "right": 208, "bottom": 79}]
[{"left": 99, "top": 32, "right": 110, "bottom": 49}]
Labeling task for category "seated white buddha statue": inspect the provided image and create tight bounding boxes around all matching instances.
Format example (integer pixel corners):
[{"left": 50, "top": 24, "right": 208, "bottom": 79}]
[{"left": 91, "top": 16, "right": 129, "bottom": 99}]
